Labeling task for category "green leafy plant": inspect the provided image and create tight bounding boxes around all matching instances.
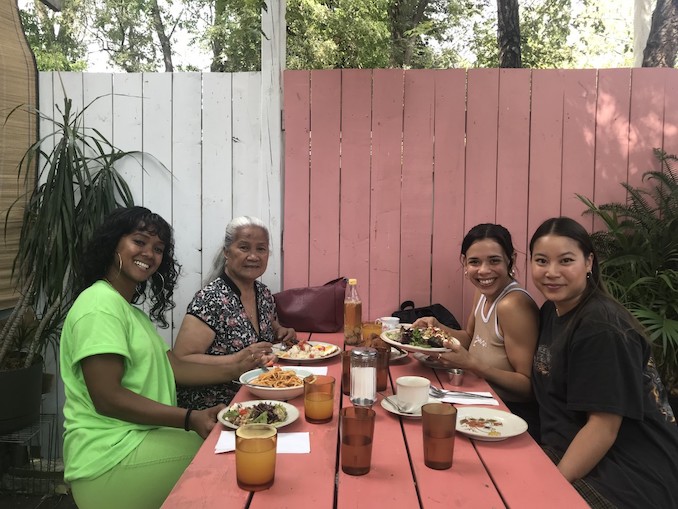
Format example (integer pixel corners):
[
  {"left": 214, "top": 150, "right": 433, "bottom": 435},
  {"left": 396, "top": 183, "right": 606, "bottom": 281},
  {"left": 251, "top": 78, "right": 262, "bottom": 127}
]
[
  {"left": 0, "top": 91, "right": 136, "bottom": 371},
  {"left": 578, "top": 149, "right": 678, "bottom": 395}
]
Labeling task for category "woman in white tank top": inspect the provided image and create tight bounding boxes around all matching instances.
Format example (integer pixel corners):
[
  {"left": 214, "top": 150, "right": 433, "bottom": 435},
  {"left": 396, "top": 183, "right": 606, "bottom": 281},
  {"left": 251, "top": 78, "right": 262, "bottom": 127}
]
[{"left": 413, "top": 223, "right": 540, "bottom": 438}]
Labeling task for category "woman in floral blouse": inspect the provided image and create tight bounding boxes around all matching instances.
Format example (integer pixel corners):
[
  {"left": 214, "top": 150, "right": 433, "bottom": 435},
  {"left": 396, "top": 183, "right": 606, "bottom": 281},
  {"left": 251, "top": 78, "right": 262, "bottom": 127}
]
[{"left": 174, "top": 216, "right": 296, "bottom": 409}]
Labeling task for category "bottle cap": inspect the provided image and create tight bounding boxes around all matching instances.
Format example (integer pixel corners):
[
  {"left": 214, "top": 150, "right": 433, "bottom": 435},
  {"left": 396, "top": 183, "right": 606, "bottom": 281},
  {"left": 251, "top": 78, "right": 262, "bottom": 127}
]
[{"left": 348, "top": 278, "right": 357, "bottom": 285}]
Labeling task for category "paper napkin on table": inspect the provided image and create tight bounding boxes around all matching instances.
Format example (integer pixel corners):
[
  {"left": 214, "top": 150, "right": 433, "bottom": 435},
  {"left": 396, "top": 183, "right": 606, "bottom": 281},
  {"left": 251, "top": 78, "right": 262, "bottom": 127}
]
[
  {"left": 435, "top": 392, "right": 499, "bottom": 406},
  {"left": 215, "top": 431, "right": 310, "bottom": 454},
  {"left": 299, "top": 366, "right": 328, "bottom": 375}
]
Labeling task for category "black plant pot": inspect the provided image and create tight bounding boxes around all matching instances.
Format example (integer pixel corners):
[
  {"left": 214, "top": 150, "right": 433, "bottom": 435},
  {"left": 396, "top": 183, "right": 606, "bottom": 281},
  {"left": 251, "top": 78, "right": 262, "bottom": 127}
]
[{"left": 0, "top": 359, "right": 43, "bottom": 434}]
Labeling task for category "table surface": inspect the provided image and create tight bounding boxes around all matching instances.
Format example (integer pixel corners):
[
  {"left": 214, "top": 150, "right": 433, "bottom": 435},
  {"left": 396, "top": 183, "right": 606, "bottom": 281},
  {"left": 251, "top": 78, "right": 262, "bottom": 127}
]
[{"left": 162, "top": 332, "right": 588, "bottom": 508}]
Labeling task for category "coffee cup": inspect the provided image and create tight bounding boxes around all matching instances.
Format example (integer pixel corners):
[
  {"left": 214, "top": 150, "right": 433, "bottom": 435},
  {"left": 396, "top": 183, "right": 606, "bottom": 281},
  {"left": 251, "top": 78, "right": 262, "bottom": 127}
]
[
  {"left": 376, "top": 316, "right": 400, "bottom": 331},
  {"left": 395, "top": 376, "right": 430, "bottom": 412}
]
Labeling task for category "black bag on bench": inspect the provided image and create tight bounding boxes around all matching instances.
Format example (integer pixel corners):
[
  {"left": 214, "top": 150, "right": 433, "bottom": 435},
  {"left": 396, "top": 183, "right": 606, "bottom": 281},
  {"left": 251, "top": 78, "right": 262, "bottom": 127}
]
[{"left": 392, "top": 301, "right": 462, "bottom": 330}]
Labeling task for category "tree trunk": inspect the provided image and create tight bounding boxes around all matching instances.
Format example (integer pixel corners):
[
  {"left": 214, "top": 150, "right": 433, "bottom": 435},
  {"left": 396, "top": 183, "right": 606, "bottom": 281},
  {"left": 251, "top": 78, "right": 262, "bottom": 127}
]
[
  {"left": 497, "top": 0, "right": 522, "bottom": 68},
  {"left": 642, "top": 0, "right": 678, "bottom": 67},
  {"left": 149, "top": 0, "right": 174, "bottom": 72},
  {"left": 211, "top": 0, "right": 227, "bottom": 72}
]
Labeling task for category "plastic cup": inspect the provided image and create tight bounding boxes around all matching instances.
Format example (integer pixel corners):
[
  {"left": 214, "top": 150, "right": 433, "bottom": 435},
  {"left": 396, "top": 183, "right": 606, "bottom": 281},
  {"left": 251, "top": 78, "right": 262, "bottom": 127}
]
[
  {"left": 422, "top": 403, "right": 456, "bottom": 470},
  {"left": 304, "top": 375, "right": 335, "bottom": 423},
  {"left": 235, "top": 424, "right": 277, "bottom": 491},
  {"left": 340, "top": 407, "right": 376, "bottom": 475},
  {"left": 361, "top": 322, "right": 382, "bottom": 343},
  {"left": 341, "top": 350, "right": 352, "bottom": 395},
  {"left": 375, "top": 346, "right": 390, "bottom": 392}
]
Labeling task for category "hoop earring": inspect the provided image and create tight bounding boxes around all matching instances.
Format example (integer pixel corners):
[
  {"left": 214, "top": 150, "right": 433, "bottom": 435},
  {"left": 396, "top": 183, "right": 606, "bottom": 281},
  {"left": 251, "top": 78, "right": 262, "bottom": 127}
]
[
  {"left": 509, "top": 269, "right": 516, "bottom": 277},
  {"left": 586, "top": 271, "right": 592, "bottom": 279},
  {"left": 464, "top": 270, "right": 468, "bottom": 277},
  {"left": 112, "top": 252, "right": 123, "bottom": 280},
  {"left": 155, "top": 272, "right": 166, "bottom": 294}
]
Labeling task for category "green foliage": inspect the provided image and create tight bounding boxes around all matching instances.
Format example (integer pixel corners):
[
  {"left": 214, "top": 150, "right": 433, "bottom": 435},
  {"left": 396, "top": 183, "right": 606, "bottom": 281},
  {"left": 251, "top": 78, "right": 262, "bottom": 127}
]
[
  {"left": 0, "top": 88, "right": 136, "bottom": 369},
  {"left": 578, "top": 150, "right": 678, "bottom": 393},
  {"left": 19, "top": 0, "right": 88, "bottom": 71}
]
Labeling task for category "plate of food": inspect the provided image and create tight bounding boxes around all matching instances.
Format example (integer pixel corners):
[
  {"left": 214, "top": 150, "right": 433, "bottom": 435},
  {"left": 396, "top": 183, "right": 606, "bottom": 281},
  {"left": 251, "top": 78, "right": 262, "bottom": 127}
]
[
  {"left": 217, "top": 400, "right": 299, "bottom": 429},
  {"left": 412, "top": 351, "right": 447, "bottom": 369},
  {"left": 455, "top": 407, "right": 528, "bottom": 442},
  {"left": 380, "top": 325, "right": 460, "bottom": 354},
  {"left": 273, "top": 341, "right": 341, "bottom": 363},
  {"left": 238, "top": 367, "right": 311, "bottom": 400}
]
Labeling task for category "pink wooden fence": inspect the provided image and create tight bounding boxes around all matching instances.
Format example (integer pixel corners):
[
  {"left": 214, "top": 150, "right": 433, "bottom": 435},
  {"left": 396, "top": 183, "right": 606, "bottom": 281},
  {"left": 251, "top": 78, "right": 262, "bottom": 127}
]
[{"left": 282, "top": 68, "right": 678, "bottom": 323}]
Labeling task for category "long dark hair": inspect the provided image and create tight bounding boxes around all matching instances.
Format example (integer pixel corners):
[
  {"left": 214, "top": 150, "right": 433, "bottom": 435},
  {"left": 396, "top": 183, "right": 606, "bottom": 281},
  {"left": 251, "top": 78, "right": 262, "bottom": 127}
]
[
  {"left": 529, "top": 217, "right": 646, "bottom": 338},
  {"left": 461, "top": 223, "right": 516, "bottom": 274},
  {"left": 78, "top": 206, "right": 180, "bottom": 327}
]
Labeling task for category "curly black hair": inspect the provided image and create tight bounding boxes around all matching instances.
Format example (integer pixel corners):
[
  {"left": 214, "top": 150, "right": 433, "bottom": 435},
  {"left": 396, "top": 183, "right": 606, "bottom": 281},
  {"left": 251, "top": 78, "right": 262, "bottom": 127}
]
[{"left": 77, "top": 206, "right": 180, "bottom": 327}]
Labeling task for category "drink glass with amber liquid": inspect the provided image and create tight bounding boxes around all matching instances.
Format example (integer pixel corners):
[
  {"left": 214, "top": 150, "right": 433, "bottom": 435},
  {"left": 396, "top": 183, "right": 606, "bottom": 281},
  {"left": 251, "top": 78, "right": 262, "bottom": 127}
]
[
  {"left": 304, "top": 375, "right": 335, "bottom": 423},
  {"left": 235, "top": 424, "right": 277, "bottom": 491}
]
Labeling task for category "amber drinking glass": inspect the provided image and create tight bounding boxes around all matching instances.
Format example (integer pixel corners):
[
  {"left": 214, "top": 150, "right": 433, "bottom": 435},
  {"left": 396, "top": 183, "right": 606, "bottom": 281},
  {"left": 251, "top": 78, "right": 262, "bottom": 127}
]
[
  {"left": 340, "top": 407, "right": 376, "bottom": 475},
  {"left": 422, "top": 403, "right": 456, "bottom": 470},
  {"left": 235, "top": 424, "right": 277, "bottom": 491},
  {"left": 304, "top": 375, "right": 335, "bottom": 423}
]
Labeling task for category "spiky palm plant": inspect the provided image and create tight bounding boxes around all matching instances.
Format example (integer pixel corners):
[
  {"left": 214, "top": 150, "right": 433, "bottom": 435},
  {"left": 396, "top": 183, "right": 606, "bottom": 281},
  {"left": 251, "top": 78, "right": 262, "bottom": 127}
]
[
  {"left": 578, "top": 149, "right": 678, "bottom": 395},
  {"left": 1, "top": 92, "right": 136, "bottom": 370}
]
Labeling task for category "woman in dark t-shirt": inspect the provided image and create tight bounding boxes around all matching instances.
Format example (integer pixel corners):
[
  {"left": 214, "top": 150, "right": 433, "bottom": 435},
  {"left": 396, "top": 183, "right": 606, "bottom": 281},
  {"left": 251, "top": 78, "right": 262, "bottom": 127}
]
[{"left": 529, "top": 217, "right": 678, "bottom": 509}]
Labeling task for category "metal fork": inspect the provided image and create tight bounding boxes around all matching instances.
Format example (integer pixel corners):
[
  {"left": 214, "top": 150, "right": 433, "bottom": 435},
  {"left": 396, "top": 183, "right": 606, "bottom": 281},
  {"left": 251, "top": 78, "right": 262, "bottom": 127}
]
[{"left": 429, "top": 385, "right": 494, "bottom": 399}]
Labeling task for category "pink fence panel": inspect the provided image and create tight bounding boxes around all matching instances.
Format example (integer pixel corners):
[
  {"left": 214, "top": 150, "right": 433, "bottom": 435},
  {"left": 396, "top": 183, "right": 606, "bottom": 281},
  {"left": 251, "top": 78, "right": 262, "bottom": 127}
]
[{"left": 282, "top": 68, "right": 678, "bottom": 322}]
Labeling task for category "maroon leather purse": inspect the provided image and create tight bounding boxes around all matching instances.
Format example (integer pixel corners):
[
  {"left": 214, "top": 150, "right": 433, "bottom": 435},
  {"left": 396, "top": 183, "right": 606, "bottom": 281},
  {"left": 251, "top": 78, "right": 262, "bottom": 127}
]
[{"left": 273, "top": 277, "right": 347, "bottom": 332}]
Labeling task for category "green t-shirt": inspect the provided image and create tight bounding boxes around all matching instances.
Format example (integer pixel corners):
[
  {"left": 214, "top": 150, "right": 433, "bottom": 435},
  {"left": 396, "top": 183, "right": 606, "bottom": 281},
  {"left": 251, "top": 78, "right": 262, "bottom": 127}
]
[{"left": 60, "top": 280, "right": 176, "bottom": 482}]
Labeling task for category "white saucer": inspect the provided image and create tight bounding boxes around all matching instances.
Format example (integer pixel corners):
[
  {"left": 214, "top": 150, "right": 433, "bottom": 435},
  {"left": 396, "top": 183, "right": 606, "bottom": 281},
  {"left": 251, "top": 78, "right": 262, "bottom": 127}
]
[{"left": 380, "top": 396, "right": 442, "bottom": 418}]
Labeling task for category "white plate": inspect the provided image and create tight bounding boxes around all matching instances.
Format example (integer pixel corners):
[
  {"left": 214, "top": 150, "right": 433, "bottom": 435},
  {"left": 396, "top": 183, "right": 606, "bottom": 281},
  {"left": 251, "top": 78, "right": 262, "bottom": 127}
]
[
  {"left": 239, "top": 367, "right": 311, "bottom": 401},
  {"left": 456, "top": 407, "right": 528, "bottom": 441},
  {"left": 412, "top": 351, "right": 447, "bottom": 369},
  {"left": 217, "top": 400, "right": 299, "bottom": 429},
  {"left": 380, "top": 396, "right": 442, "bottom": 418},
  {"left": 390, "top": 347, "right": 409, "bottom": 362},
  {"left": 272, "top": 341, "right": 342, "bottom": 363},
  {"left": 380, "top": 326, "right": 447, "bottom": 353}
]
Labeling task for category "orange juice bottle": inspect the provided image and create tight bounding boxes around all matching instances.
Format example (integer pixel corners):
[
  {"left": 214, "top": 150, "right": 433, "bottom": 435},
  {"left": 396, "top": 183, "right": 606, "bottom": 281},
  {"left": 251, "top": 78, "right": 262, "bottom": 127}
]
[{"left": 344, "top": 278, "right": 363, "bottom": 346}]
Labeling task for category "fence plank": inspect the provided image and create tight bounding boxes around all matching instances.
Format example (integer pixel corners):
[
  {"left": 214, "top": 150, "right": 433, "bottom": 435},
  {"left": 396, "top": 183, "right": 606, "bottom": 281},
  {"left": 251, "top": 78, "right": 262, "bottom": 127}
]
[
  {"left": 664, "top": 69, "right": 678, "bottom": 158},
  {"left": 431, "top": 69, "right": 467, "bottom": 320},
  {"left": 400, "top": 70, "right": 435, "bottom": 312},
  {"left": 370, "top": 69, "right": 404, "bottom": 319},
  {"left": 339, "top": 69, "right": 372, "bottom": 316},
  {"left": 112, "top": 73, "right": 144, "bottom": 202},
  {"left": 309, "top": 70, "right": 342, "bottom": 286},
  {"left": 282, "top": 71, "right": 311, "bottom": 289},
  {"left": 202, "top": 73, "right": 233, "bottom": 284},
  {"left": 496, "top": 69, "right": 532, "bottom": 290}
]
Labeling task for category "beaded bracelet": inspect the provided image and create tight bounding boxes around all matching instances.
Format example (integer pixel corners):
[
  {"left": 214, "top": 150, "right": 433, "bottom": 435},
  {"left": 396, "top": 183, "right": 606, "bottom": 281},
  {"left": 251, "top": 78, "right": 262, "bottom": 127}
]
[{"left": 184, "top": 408, "right": 193, "bottom": 431}]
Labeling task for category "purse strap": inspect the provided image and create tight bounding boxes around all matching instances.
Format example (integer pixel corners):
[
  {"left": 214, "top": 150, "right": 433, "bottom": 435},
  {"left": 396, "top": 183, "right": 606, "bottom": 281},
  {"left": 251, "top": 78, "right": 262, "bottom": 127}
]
[
  {"left": 324, "top": 277, "right": 347, "bottom": 286},
  {"left": 399, "top": 300, "right": 415, "bottom": 311}
]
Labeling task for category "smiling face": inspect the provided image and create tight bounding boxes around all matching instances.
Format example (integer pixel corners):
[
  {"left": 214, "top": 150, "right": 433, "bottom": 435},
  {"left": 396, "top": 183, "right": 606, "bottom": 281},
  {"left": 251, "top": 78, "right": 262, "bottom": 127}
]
[
  {"left": 463, "top": 239, "right": 514, "bottom": 300},
  {"left": 224, "top": 225, "right": 270, "bottom": 284},
  {"left": 530, "top": 234, "right": 593, "bottom": 315},
  {"left": 107, "top": 229, "right": 165, "bottom": 300}
]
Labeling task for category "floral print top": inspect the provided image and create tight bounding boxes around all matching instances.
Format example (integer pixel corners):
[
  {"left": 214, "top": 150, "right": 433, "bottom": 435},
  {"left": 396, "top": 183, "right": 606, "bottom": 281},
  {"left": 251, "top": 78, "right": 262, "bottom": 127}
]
[{"left": 176, "top": 273, "right": 277, "bottom": 409}]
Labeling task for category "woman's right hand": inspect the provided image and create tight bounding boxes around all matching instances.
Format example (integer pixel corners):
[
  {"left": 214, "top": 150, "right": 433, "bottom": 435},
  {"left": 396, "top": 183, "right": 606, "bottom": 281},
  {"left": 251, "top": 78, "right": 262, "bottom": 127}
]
[
  {"left": 188, "top": 404, "right": 226, "bottom": 439},
  {"left": 412, "top": 316, "right": 440, "bottom": 329},
  {"left": 238, "top": 342, "right": 273, "bottom": 371}
]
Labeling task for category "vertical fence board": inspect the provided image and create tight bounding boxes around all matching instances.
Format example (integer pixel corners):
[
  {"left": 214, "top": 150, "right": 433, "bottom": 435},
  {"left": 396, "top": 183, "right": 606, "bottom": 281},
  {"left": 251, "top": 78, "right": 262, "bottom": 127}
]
[
  {"left": 496, "top": 69, "right": 532, "bottom": 288},
  {"left": 663, "top": 69, "right": 678, "bottom": 158},
  {"left": 82, "top": 73, "right": 113, "bottom": 147},
  {"left": 112, "top": 73, "right": 144, "bottom": 202},
  {"left": 431, "top": 70, "right": 467, "bottom": 319},
  {"left": 308, "top": 70, "right": 341, "bottom": 285},
  {"left": 561, "top": 69, "right": 597, "bottom": 229},
  {"left": 282, "top": 71, "right": 311, "bottom": 289},
  {"left": 202, "top": 73, "right": 233, "bottom": 283},
  {"left": 400, "top": 70, "right": 435, "bottom": 310},
  {"left": 628, "top": 69, "right": 664, "bottom": 190},
  {"left": 370, "top": 69, "right": 404, "bottom": 319},
  {"left": 339, "top": 69, "right": 372, "bottom": 316},
  {"left": 593, "top": 69, "right": 632, "bottom": 225},
  {"left": 171, "top": 73, "right": 203, "bottom": 337}
]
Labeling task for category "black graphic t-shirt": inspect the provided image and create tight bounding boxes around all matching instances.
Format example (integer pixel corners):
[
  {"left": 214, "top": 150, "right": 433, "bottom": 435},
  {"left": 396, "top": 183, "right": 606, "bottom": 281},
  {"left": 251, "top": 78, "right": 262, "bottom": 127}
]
[{"left": 533, "top": 299, "right": 678, "bottom": 509}]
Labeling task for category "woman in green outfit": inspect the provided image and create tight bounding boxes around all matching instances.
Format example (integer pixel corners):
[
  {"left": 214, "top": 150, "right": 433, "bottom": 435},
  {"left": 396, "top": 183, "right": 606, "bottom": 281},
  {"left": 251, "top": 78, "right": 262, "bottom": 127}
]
[{"left": 60, "top": 207, "right": 241, "bottom": 509}]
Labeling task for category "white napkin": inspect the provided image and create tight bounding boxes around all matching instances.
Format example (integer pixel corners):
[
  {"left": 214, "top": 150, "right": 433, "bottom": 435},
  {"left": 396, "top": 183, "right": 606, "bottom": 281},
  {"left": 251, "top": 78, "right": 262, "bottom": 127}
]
[
  {"left": 215, "top": 431, "right": 311, "bottom": 454},
  {"left": 435, "top": 392, "right": 499, "bottom": 406},
  {"left": 299, "top": 366, "right": 328, "bottom": 375}
]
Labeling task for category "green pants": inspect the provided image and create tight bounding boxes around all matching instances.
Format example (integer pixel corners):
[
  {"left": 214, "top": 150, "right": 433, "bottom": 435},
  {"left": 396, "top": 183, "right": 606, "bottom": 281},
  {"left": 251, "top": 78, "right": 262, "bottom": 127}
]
[{"left": 70, "top": 427, "right": 203, "bottom": 509}]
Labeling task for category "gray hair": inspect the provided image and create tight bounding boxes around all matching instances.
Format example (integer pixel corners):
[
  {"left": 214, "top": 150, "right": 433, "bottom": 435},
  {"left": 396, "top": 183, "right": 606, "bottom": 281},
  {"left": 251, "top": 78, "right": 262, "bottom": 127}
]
[{"left": 205, "top": 216, "right": 270, "bottom": 283}]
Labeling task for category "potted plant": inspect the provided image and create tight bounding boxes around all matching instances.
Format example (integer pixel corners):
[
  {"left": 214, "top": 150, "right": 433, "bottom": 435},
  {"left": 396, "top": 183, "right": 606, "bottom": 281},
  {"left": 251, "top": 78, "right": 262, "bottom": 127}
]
[
  {"left": 578, "top": 149, "right": 678, "bottom": 407},
  {"left": 0, "top": 92, "right": 136, "bottom": 433}
]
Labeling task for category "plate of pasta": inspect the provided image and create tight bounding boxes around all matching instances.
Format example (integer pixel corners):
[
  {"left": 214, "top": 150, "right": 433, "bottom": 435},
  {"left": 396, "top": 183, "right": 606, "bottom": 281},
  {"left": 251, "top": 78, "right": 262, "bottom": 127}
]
[{"left": 238, "top": 366, "right": 312, "bottom": 400}]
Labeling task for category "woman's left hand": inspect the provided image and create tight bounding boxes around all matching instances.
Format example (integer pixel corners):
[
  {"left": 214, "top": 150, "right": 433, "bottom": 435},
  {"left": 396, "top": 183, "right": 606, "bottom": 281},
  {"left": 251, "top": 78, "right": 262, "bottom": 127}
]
[
  {"left": 435, "top": 340, "right": 474, "bottom": 370},
  {"left": 275, "top": 325, "right": 296, "bottom": 343}
]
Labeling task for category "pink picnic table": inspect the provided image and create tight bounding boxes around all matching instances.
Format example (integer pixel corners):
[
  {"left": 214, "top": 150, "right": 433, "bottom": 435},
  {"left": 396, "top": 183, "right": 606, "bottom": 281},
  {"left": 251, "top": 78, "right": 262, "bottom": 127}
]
[{"left": 161, "top": 332, "right": 587, "bottom": 508}]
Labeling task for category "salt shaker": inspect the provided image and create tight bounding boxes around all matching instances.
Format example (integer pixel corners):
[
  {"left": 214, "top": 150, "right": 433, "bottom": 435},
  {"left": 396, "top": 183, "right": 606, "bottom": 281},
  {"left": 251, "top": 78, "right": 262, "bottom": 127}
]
[{"left": 349, "top": 347, "right": 377, "bottom": 407}]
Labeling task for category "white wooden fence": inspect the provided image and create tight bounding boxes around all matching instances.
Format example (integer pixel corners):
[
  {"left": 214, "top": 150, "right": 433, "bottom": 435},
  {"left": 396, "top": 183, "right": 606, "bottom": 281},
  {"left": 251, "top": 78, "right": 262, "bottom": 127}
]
[{"left": 39, "top": 71, "right": 282, "bottom": 346}]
